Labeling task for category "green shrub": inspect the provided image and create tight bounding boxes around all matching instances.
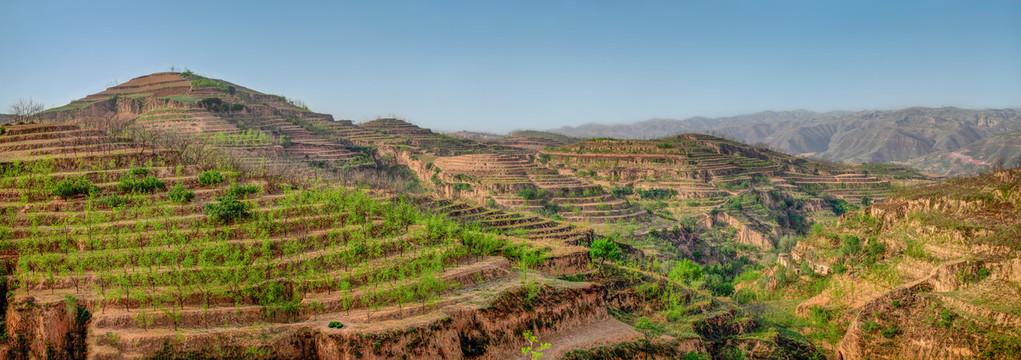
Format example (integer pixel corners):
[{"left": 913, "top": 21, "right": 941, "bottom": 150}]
[
  {"left": 167, "top": 184, "right": 195, "bottom": 203},
  {"left": 328, "top": 321, "right": 344, "bottom": 329},
  {"left": 861, "top": 320, "right": 880, "bottom": 333},
  {"left": 880, "top": 324, "right": 900, "bottom": 338},
  {"left": 679, "top": 216, "right": 698, "bottom": 232},
  {"left": 839, "top": 236, "right": 862, "bottom": 257},
  {"left": 936, "top": 309, "right": 956, "bottom": 328},
  {"left": 198, "top": 170, "right": 225, "bottom": 186},
  {"left": 610, "top": 186, "right": 634, "bottom": 197},
  {"left": 205, "top": 196, "right": 251, "bottom": 222},
  {"left": 636, "top": 188, "right": 677, "bottom": 200},
  {"left": 669, "top": 259, "right": 704, "bottom": 284},
  {"left": 225, "top": 183, "right": 260, "bottom": 197},
  {"left": 118, "top": 174, "right": 165, "bottom": 192},
  {"left": 827, "top": 197, "right": 856, "bottom": 216},
  {"left": 128, "top": 166, "right": 149, "bottom": 177},
  {"left": 703, "top": 273, "right": 734, "bottom": 296},
  {"left": 799, "top": 261, "right": 815, "bottom": 276},
  {"left": 99, "top": 194, "right": 129, "bottom": 208},
  {"left": 451, "top": 183, "right": 472, "bottom": 192},
  {"left": 809, "top": 306, "right": 834, "bottom": 326},
  {"left": 51, "top": 177, "right": 99, "bottom": 199}
]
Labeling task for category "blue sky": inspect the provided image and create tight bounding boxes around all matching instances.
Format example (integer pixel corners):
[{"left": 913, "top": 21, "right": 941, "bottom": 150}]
[{"left": 1, "top": 1, "right": 1019, "bottom": 133}]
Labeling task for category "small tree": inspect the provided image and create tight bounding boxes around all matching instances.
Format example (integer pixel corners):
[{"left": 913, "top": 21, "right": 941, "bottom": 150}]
[
  {"left": 520, "top": 330, "right": 551, "bottom": 360},
  {"left": 589, "top": 237, "right": 622, "bottom": 268},
  {"left": 10, "top": 98, "right": 45, "bottom": 123}
]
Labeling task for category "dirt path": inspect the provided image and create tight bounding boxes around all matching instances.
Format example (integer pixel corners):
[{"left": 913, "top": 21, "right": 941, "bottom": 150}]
[{"left": 539, "top": 317, "right": 643, "bottom": 359}]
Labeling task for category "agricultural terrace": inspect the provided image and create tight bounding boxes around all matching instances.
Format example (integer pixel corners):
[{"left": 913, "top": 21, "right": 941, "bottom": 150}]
[
  {"left": 542, "top": 134, "right": 903, "bottom": 226},
  {"left": 359, "top": 118, "right": 513, "bottom": 156},
  {"left": 0, "top": 124, "right": 552, "bottom": 358},
  {"left": 432, "top": 153, "right": 647, "bottom": 223}
]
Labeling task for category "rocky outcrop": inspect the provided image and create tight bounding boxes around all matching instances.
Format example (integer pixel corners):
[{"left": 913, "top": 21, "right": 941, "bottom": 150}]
[
  {"left": 701, "top": 212, "right": 774, "bottom": 249},
  {"left": 1, "top": 298, "right": 89, "bottom": 360}
]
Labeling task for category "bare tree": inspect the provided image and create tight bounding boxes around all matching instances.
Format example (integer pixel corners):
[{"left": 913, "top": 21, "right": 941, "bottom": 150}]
[{"left": 10, "top": 98, "right": 45, "bottom": 123}]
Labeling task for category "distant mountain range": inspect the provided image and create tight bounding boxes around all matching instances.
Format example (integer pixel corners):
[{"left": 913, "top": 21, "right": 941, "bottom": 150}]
[{"left": 549, "top": 107, "right": 1021, "bottom": 175}]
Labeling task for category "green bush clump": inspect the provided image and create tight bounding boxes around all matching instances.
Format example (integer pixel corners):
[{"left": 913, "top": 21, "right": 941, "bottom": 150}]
[
  {"left": 517, "top": 188, "right": 549, "bottom": 200},
  {"left": 936, "top": 309, "right": 956, "bottom": 328},
  {"left": 827, "top": 197, "right": 856, "bottom": 216},
  {"left": 880, "top": 324, "right": 900, "bottom": 338},
  {"left": 199, "top": 170, "right": 225, "bottom": 186},
  {"left": 99, "top": 194, "right": 129, "bottom": 208},
  {"left": 205, "top": 196, "right": 251, "bottom": 223},
  {"left": 861, "top": 320, "right": 880, "bottom": 333},
  {"left": 636, "top": 188, "right": 677, "bottom": 200},
  {"left": 118, "top": 174, "right": 165, "bottom": 193},
  {"left": 128, "top": 166, "right": 149, "bottom": 177},
  {"left": 669, "top": 259, "right": 704, "bottom": 284},
  {"left": 167, "top": 184, "right": 195, "bottom": 203},
  {"left": 328, "top": 321, "right": 344, "bottom": 329},
  {"left": 610, "top": 185, "right": 634, "bottom": 197},
  {"left": 225, "top": 183, "right": 260, "bottom": 197},
  {"left": 451, "top": 183, "right": 472, "bottom": 192},
  {"left": 51, "top": 177, "right": 99, "bottom": 199}
]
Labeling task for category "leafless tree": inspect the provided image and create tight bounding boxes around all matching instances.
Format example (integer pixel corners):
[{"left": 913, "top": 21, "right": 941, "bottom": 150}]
[{"left": 10, "top": 98, "right": 45, "bottom": 123}]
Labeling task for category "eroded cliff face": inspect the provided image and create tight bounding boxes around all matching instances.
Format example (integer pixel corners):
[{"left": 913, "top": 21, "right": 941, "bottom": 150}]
[
  {"left": 2, "top": 298, "right": 89, "bottom": 360},
  {"left": 701, "top": 212, "right": 774, "bottom": 249}
]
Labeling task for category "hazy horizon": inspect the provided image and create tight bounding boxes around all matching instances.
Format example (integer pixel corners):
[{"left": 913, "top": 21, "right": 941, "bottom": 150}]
[{"left": 2, "top": 0, "right": 1020, "bottom": 133}]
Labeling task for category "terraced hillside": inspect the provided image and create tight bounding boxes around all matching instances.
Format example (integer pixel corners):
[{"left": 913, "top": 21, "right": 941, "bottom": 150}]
[
  {"left": 0, "top": 122, "right": 833, "bottom": 360},
  {"left": 432, "top": 200, "right": 594, "bottom": 246},
  {"left": 430, "top": 153, "right": 648, "bottom": 224},
  {"left": 731, "top": 168, "right": 1021, "bottom": 359},
  {"left": 359, "top": 118, "right": 507, "bottom": 156},
  {"left": 541, "top": 134, "right": 926, "bottom": 249},
  {"left": 0, "top": 123, "right": 645, "bottom": 359},
  {"left": 450, "top": 130, "right": 582, "bottom": 153}
]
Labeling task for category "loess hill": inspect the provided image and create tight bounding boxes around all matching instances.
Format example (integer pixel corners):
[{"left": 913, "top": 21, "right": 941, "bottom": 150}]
[
  {"left": 0, "top": 72, "right": 838, "bottom": 360},
  {"left": 7, "top": 71, "right": 1019, "bottom": 360},
  {"left": 0, "top": 123, "right": 610, "bottom": 359}
]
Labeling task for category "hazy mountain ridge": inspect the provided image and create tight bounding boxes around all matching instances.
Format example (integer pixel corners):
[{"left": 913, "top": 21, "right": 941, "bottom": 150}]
[
  {"left": 550, "top": 110, "right": 851, "bottom": 139},
  {"left": 551, "top": 107, "right": 1021, "bottom": 175}
]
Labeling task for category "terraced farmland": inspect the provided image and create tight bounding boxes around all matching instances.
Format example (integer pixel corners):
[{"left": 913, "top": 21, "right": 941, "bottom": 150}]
[
  {"left": 0, "top": 124, "right": 589, "bottom": 359},
  {"left": 432, "top": 153, "right": 648, "bottom": 223}
]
